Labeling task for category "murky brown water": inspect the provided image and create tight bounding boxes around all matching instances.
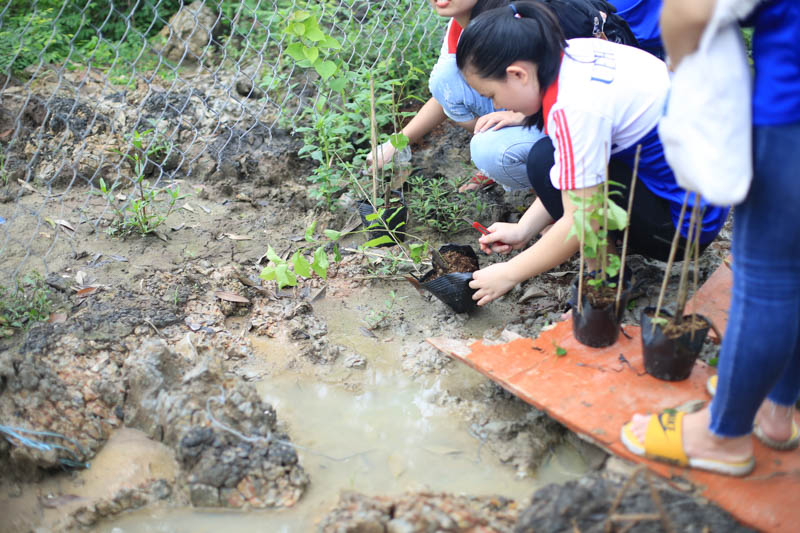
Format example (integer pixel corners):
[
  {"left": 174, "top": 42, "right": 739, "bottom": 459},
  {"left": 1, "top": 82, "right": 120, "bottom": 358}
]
[{"left": 92, "top": 285, "right": 589, "bottom": 532}]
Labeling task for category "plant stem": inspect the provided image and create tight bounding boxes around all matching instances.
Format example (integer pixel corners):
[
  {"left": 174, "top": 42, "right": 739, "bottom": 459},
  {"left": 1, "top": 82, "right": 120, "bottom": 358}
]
[
  {"left": 675, "top": 198, "right": 701, "bottom": 321},
  {"left": 615, "top": 144, "right": 641, "bottom": 315},
  {"left": 369, "top": 75, "right": 378, "bottom": 208},
  {"left": 577, "top": 186, "right": 586, "bottom": 311},
  {"left": 601, "top": 159, "right": 609, "bottom": 284},
  {"left": 653, "top": 191, "right": 690, "bottom": 331}
]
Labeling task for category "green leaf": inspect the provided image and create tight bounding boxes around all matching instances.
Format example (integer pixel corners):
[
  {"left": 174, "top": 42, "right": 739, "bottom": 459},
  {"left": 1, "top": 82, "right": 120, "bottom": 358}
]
[
  {"left": 304, "top": 221, "right": 317, "bottom": 242},
  {"left": 333, "top": 243, "right": 341, "bottom": 262},
  {"left": 328, "top": 77, "right": 347, "bottom": 93},
  {"left": 555, "top": 346, "right": 567, "bottom": 357},
  {"left": 323, "top": 229, "right": 342, "bottom": 241},
  {"left": 302, "top": 45, "right": 319, "bottom": 64},
  {"left": 314, "top": 60, "right": 338, "bottom": 80},
  {"left": 286, "top": 43, "right": 306, "bottom": 62},
  {"left": 304, "top": 23, "right": 326, "bottom": 42},
  {"left": 275, "top": 263, "right": 297, "bottom": 289},
  {"left": 606, "top": 199, "right": 628, "bottom": 231},
  {"left": 606, "top": 254, "right": 621, "bottom": 278},
  {"left": 292, "top": 250, "right": 312, "bottom": 278},
  {"left": 292, "top": 10, "right": 312, "bottom": 22},
  {"left": 292, "top": 22, "right": 306, "bottom": 36},
  {"left": 266, "top": 245, "right": 282, "bottom": 264},
  {"left": 323, "top": 35, "right": 341, "bottom": 50},
  {"left": 364, "top": 235, "right": 393, "bottom": 248},
  {"left": 312, "top": 246, "right": 329, "bottom": 278},
  {"left": 389, "top": 133, "right": 409, "bottom": 151},
  {"left": 708, "top": 356, "right": 719, "bottom": 367},
  {"left": 259, "top": 265, "right": 276, "bottom": 281},
  {"left": 408, "top": 242, "right": 425, "bottom": 264}
]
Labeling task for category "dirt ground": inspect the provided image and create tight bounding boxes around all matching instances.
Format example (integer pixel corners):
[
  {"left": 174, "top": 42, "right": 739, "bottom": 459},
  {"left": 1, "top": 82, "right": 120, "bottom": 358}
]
[{"left": 0, "top": 66, "right": 742, "bottom": 532}]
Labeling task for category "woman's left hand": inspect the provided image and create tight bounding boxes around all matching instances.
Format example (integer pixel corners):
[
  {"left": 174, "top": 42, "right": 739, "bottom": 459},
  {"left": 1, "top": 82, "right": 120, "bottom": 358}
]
[
  {"left": 469, "top": 262, "right": 521, "bottom": 306},
  {"left": 474, "top": 111, "right": 526, "bottom": 133}
]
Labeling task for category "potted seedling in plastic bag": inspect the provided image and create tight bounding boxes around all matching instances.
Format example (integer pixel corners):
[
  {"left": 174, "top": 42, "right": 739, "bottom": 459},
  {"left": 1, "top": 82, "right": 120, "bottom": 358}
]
[
  {"left": 568, "top": 149, "right": 640, "bottom": 347},
  {"left": 356, "top": 76, "right": 411, "bottom": 247},
  {"left": 641, "top": 193, "right": 719, "bottom": 381}
]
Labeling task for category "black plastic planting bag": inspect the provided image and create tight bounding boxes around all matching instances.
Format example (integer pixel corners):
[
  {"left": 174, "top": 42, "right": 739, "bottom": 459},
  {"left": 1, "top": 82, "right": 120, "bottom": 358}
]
[
  {"left": 569, "top": 273, "right": 632, "bottom": 348},
  {"left": 357, "top": 191, "right": 407, "bottom": 247},
  {"left": 640, "top": 308, "right": 711, "bottom": 381},
  {"left": 419, "top": 244, "right": 479, "bottom": 314}
]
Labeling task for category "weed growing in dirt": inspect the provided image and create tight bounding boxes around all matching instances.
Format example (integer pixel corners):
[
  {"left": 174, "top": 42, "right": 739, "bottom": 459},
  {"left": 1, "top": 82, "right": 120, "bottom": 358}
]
[
  {"left": 407, "top": 173, "right": 488, "bottom": 233},
  {"left": 364, "top": 290, "right": 400, "bottom": 330},
  {"left": 99, "top": 130, "right": 185, "bottom": 236},
  {"left": 259, "top": 219, "right": 430, "bottom": 290},
  {"left": 0, "top": 272, "right": 51, "bottom": 337}
]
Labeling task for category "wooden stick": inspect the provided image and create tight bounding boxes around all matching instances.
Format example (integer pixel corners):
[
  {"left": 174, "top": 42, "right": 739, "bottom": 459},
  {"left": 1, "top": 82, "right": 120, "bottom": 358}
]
[
  {"left": 369, "top": 75, "right": 378, "bottom": 207},
  {"left": 577, "top": 186, "right": 587, "bottom": 313},
  {"left": 675, "top": 199, "right": 701, "bottom": 321},
  {"left": 616, "top": 144, "right": 641, "bottom": 315},
  {"left": 653, "top": 191, "right": 690, "bottom": 330}
]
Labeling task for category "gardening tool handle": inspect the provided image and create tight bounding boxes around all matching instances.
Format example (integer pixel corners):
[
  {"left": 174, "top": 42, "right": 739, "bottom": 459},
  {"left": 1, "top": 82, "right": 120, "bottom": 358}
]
[{"left": 468, "top": 220, "right": 507, "bottom": 247}]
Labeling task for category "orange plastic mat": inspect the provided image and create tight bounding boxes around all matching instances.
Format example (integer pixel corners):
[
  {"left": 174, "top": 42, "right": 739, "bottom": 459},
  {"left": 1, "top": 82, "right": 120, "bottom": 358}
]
[{"left": 428, "top": 263, "right": 800, "bottom": 533}]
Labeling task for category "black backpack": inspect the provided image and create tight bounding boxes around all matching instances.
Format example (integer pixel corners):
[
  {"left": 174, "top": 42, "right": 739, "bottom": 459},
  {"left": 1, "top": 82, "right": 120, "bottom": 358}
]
[
  {"left": 471, "top": 0, "right": 639, "bottom": 47},
  {"left": 540, "top": 0, "right": 639, "bottom": 46}
]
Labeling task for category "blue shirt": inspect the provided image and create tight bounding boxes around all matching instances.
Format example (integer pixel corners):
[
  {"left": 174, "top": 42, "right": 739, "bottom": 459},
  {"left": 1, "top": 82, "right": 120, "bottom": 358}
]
[
  {"left": 612, "top": 0, "right": 663, "bottom": 51},
  {"left": 748, "top": 0, "right": 800, "bottom": 126}
]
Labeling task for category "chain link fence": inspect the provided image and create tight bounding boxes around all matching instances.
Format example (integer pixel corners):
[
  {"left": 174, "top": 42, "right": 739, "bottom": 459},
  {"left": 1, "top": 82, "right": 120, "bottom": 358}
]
[{"left": 0, "top": 0, "right": 440, "bottom": 284}]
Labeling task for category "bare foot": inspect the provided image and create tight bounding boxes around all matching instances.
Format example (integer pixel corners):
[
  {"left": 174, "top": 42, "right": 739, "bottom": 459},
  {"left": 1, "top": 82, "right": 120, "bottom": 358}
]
[
  {"left": 755, "top": 400, "right": 795, "bottom": 442},
  {"left": 629, "top": 408, "right": 753, "bottom": 463}
]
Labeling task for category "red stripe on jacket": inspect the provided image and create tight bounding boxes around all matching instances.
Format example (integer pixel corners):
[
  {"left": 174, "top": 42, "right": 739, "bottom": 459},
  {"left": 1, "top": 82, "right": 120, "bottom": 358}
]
[
  {"left": 553, "top": 110, "right": 575, "bottom": 189},
  {"left": 447, "top": 20, "right": 463, "bottom": 54}
]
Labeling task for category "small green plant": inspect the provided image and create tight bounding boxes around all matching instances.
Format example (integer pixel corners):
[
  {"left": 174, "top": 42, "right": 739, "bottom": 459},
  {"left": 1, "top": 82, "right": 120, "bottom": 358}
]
[
  {"left": 259, "top": 217, "right": 430, "bottom": 290},
  {"left": 0, "top": 272, "right": 52, "bottom": 337},
  {"left": 553, "top": 342, "right": 567, "bottom": 357},
  {"left": 365, "top": 290, "right": 400, "bottom": 330},
  {"left": 0, "top": 152, "right": 8, "bottom": 187},
  {"left": 407, "top": 173, "right": 487, "bottom": 233},
  {"left": 98, "top": 130, "right": 185, "bottom": 236},
  {"left": 567, "top": 183, "right": 628, "bottom": 289}
]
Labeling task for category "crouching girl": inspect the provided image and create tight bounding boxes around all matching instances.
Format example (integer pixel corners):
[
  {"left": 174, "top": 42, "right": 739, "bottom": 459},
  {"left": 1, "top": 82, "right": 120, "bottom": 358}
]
[{"left": 455, "top": 1, "right": 727, "bottom": 306}]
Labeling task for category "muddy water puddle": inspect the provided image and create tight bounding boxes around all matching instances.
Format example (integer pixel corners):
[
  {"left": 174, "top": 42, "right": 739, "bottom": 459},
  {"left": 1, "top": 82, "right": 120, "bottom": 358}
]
[{"left": 95, "top": 284, "right": 590, "bottom": 532}]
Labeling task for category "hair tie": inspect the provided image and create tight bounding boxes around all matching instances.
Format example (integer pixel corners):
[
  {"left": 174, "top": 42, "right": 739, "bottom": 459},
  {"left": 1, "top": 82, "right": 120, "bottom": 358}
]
[{"left": 509, "top": 4, "right": 522, "bottom": 18}]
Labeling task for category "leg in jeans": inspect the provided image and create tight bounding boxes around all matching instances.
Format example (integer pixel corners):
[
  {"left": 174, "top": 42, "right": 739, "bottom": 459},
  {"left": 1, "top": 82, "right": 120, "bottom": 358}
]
[
  {"left": 430, "top": 53, "right": 545, "bottom": 189},
  {"left": 471, "top": 126, "right": 547, "bottom": 191},
  {"left": 710, "top": 121, "right": 800, "bottom": 437}
]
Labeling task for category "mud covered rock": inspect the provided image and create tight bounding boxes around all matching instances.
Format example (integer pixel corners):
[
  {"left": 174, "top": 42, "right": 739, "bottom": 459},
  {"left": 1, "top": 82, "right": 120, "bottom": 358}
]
[
  {"left": 156, "top": 1, "right": 223, "bottom": 64},
  {"left": 515, "top": 472, "right": 753, "bottom": 532},
  {"left": 123, "top": 338, "right": 309, "bottom": 508},
  {"left": 319, "top": 490, "right": 518, "bottom": 533}
]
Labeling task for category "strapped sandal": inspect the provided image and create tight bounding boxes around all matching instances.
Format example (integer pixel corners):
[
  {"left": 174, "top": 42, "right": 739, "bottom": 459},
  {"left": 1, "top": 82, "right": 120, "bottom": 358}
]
[
  {"left": 621, "top": 410, "right": 755, "bottom": 477},
  {"left": 458, "top": 172, "right": 496, "bottom": 193}
]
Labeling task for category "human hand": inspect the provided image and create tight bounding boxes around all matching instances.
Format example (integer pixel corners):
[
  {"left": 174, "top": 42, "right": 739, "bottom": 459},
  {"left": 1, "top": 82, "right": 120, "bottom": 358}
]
[
  {"left": 469, "top": 262, "right": 522, "bottom": 306},
  {"left": 474, "top": 111, "right": 526, "bottom": 133},
  {"left": 365, "top": 140, "right": 396, "bottom": 170},
  {"left": 477, "top": 222, "right": 531, "bottom": 255}
]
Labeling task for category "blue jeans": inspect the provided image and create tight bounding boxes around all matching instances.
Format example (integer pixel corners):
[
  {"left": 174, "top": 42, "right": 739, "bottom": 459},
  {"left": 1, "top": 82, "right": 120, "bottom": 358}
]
[
  {"left": 709, "top": 121, "right": 800, "bottom": 437},
  {"left": 429, "top": 53, "right": 546, "bottom": 190}
]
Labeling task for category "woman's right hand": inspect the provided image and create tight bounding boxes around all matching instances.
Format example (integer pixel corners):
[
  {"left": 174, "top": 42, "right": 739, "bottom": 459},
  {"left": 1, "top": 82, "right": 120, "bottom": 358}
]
[
  {"left": 477, "top": 222, "right": 532, "bottom": 255},
  {"left": 365, "top": 140, "right": 396, "bottom": 170}
]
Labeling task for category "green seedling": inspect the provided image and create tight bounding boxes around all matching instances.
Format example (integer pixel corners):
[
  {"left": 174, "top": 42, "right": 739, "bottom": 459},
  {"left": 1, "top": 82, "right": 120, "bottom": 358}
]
[
  {"left": 0, "top": 272, "right": 52, "bottom": 337},
  {"left": 554, "top": 342, "right": 567, "bottom": 357}
]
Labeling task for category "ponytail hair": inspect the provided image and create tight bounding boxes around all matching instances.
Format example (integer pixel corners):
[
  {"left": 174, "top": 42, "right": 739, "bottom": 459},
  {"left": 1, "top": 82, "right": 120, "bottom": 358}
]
[{"left": 456, "top": 1, "right": 566, "bottom": 128}]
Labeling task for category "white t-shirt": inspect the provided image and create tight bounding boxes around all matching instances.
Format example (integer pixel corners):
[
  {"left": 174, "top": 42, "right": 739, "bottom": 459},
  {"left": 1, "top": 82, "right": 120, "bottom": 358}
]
[{"left": 543, "top": 38, "right": 669, "bottom": 190}]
